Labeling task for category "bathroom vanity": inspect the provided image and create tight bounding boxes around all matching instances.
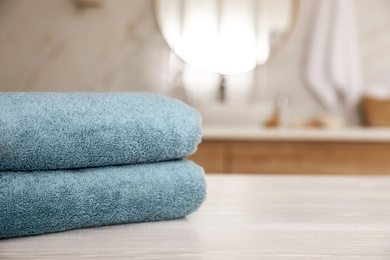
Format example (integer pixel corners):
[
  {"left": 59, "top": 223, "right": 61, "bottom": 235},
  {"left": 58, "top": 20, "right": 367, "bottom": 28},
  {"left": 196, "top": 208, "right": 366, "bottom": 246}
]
[{"left": 188, "top": 127, "right": 390, "bottom": 174}]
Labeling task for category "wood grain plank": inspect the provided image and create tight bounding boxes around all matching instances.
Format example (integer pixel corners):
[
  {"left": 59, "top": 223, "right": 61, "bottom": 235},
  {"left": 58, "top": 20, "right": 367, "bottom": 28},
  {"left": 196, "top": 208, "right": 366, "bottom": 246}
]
[
  {"left": 190, "top": 140, "right": 390, "bottom": 174},
  {"left": 187, "top": 141, "right": 228, "bottom": 173},
  {"left": 231, "top": 141, "right": 390, "bottom": 174}
]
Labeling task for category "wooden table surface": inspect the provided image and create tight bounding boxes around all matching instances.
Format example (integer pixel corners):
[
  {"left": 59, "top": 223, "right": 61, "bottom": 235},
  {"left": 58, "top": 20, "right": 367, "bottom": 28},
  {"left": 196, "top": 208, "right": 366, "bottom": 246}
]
[{"left": 1, "top": 174, "right": 390, "bottom": 259}]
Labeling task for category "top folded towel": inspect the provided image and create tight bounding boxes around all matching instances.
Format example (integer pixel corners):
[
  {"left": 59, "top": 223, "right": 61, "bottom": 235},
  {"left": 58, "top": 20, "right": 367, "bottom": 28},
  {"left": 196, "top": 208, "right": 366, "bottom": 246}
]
[{"left": 0, "top": 92, "right": 202, "bottom": 171}]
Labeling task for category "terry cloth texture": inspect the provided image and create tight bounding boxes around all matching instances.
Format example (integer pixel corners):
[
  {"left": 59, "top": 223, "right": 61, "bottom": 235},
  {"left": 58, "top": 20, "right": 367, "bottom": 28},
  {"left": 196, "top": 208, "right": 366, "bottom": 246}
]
[
  {"left": 0, "top": 92, "right": 202, "bottom": 171},
  {"left": 0, "top": 160, "right": 206, "bottom": 239}
]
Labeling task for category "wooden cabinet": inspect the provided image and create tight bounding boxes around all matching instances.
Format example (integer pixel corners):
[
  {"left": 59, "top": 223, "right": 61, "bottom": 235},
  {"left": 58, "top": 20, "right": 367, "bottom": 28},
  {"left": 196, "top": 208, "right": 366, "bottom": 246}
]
[{"left": 188, "top": 139, "right": 390, "bottom": 174}]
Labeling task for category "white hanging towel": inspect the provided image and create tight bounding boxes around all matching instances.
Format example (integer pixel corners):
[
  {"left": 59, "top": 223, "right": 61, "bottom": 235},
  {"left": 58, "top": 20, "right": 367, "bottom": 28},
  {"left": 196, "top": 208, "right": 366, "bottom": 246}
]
[{"left": 305, "top": 0, "right": 363, "bottom": 112}]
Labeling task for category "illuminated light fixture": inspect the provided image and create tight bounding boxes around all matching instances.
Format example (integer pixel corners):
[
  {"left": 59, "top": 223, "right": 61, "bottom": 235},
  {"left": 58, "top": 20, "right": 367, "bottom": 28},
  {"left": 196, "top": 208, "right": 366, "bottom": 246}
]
[{"left": 154, "top": 0, "right": 295, "bottom": 100}]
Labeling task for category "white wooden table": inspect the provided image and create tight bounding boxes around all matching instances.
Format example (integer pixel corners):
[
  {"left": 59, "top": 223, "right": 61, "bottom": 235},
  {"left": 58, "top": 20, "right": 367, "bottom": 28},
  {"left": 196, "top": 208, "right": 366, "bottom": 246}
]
[{"left": 1, "top": 174, "right": 390, "bottom": 259}]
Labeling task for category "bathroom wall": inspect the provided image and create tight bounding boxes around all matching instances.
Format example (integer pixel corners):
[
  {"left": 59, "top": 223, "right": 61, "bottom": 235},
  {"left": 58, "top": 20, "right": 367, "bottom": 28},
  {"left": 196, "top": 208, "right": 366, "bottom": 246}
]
[
  {"left": 0, "top": 0, "right": 170, "bottom": 93},
  {"left": 0, "top": 0, "right": 390, "bottom": 123}
]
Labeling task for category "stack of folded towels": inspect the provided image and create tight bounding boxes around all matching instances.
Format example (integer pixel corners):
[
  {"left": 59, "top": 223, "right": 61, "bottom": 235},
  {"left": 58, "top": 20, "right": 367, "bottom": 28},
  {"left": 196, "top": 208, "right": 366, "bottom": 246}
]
[{"left": 0, "top": 92, "right": 206, "bottom": 239}]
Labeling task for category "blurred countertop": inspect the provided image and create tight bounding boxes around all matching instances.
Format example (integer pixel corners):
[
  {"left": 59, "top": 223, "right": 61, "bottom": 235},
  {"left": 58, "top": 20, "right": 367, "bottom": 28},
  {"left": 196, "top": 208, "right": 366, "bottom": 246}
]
[{"left": 202, "top": 126, "right": 390, "bottom": 142}]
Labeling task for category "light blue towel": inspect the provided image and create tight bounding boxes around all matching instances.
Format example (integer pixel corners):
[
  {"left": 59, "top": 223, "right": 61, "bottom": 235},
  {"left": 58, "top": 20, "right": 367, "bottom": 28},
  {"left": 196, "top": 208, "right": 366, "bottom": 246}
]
[
  {"left": 0, "top": 160, "right": 206, "bottom": 239},
  {"left": 0, "top": 92, "right": 202, "bottom": 171}
]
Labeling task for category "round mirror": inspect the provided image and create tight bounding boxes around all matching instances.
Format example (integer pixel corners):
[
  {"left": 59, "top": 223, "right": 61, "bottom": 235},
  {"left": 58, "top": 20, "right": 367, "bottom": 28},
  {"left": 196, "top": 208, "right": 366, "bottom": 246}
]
[{"left": 154, "top": 0, "right": 299, "bottom": 75}]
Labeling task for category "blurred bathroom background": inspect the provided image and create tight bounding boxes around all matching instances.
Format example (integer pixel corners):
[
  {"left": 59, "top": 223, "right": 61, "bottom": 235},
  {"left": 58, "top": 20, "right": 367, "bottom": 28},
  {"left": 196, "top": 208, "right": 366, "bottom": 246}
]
[{"left": 1, "top": 0, "right": 390, "bottom": 128}]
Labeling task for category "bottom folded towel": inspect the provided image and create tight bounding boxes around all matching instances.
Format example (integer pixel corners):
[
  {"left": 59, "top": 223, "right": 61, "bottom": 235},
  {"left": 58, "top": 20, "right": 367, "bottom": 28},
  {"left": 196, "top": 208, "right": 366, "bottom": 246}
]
[{"left": 0, "top": 160, "right": 206, "bottom": 239}]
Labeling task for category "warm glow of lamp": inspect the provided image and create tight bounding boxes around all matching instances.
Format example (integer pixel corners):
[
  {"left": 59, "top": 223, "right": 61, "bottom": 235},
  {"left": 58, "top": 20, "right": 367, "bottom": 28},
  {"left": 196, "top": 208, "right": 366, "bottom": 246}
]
[
  {"left": 154, "top": 0, "right": 294, "bottom": 75},
  {"left": 155, "top": 0, "right": 295, "bottom": 101},
  {"left": 176, "top": 0, "right": 258, "bottom": 74}
]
